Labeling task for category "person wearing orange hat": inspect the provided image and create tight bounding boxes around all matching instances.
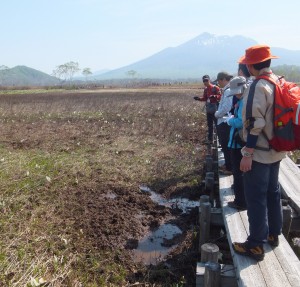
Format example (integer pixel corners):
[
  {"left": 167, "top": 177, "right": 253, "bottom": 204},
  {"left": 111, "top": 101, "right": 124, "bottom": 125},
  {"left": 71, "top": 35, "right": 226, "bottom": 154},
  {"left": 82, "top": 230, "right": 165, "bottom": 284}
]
[{"left": 232, "top": 45, "right": 286, "bottom": 261}]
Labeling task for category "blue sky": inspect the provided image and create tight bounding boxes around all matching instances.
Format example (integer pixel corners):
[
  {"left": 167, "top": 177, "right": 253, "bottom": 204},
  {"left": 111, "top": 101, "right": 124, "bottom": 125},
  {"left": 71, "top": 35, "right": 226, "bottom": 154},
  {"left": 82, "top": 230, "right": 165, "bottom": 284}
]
[{"left": 1, "top": 0, "right": 300, "bottom": 75}]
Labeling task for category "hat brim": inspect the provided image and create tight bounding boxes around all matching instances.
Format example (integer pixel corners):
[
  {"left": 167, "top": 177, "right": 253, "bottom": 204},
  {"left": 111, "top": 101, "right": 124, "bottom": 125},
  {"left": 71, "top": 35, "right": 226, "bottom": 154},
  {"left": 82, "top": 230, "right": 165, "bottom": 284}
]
[
  {"left": 238, "top": 55, "right": 279, "bottom": 65},
  {"left": 228, "top": 86, "right": 244, "bottom": 97}
]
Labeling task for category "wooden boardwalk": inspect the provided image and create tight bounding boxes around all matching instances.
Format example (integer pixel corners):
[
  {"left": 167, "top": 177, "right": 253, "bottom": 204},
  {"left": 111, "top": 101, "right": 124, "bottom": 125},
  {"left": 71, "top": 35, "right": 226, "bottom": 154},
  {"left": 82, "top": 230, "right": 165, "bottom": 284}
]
[
  {"left": 219, "top": 172, "right": 300, "bottom": 287},
  {"left": 279, "top": 157, "right": 300, "bottom": 214}
]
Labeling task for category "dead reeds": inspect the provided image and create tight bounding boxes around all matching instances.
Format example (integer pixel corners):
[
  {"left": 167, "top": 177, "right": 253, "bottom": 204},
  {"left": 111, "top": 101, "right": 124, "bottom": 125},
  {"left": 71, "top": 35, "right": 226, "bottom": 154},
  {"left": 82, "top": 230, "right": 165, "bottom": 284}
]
[{"left": 0, "top": 87, "right": 206, "bottom": 286}]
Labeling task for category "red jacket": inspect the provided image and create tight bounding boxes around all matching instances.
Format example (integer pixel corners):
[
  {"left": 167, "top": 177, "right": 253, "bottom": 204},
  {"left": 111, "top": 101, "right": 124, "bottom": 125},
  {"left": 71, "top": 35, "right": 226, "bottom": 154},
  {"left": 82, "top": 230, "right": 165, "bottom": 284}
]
[{"left": 200, "top": 84, "right": 221, "bottom": 103}]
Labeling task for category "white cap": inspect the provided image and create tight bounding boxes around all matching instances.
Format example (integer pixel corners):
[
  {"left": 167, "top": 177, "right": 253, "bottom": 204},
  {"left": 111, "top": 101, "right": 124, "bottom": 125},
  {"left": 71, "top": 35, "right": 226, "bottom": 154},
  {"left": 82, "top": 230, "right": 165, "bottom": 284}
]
[{"left": 228, "top": 76, "right": 247, "bottom": 97}]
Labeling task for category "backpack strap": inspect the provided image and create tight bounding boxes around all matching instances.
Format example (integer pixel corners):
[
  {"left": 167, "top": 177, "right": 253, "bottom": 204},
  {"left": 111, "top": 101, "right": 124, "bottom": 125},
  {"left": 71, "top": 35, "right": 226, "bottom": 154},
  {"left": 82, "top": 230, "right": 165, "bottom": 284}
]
[
  {"left": 245, "top": 79, "right": 259, "bottom": 130},
  {"left": 246, "top": 78, "right": 271, "bottom": 151}
]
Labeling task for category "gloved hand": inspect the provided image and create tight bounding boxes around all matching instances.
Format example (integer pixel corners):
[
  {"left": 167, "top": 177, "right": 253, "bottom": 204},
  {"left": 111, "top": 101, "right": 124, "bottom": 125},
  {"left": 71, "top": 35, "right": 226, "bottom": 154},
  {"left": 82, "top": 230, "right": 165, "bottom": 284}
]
[
  {"left": 209, "top": 95, "right": 215, "bottom": 98},
  {"left": 194, "top": 96, "right": 200, "bottom": 101},
  {"left": 226, "top": 115, "right": 234, "bottom": 125}
]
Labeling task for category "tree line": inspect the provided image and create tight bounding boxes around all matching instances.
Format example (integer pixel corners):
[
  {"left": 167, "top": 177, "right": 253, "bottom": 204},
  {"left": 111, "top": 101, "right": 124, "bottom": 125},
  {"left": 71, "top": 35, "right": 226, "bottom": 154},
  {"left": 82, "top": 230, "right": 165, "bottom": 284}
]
[
  {"left": 272, "top": 65, "right": 300, "bottom": 83},
  {"left": 52, "top": 61, "right": 92, "bottom": 82},
  {"left": 1, "top": 63, "right": 300, "bottom": 87}
]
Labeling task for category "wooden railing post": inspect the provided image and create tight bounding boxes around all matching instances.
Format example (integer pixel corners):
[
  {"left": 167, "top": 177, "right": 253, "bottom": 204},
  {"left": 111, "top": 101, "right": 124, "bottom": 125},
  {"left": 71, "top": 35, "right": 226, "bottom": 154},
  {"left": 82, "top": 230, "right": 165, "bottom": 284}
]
[
  {"left": 204, "top": 261, "right": 221, "bottom": 287},
  {"left": 205, "top": 155, "right": 213, "bottom": 172},
  {"left": 199, "top": 202, "right": 211, "bottom": 249},
  {"left": 282, "top": 205, "right": 292, "bottom": 237},
  {"left": 211, "top": 147, "right": 218, "bottom": 161},
  {"left": 205, "top": 172, "right": 215, "bottom": 193},
  {"left": 201, "top": 243, "right": 219, "bottom": 263}
]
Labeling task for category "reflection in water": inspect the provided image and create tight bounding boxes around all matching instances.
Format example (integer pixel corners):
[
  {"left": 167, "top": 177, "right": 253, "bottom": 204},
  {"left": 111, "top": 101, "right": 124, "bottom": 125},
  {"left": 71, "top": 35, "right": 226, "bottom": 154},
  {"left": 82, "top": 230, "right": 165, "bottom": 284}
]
[
  {"left": 140, "top": 185, "right": 199, "bottom": 213},
  {"left": 135, "top": 185, "right": 199, "bottom": 265},
  {"left": 133, "top": 224, "right": 182, "bottom": 265}
]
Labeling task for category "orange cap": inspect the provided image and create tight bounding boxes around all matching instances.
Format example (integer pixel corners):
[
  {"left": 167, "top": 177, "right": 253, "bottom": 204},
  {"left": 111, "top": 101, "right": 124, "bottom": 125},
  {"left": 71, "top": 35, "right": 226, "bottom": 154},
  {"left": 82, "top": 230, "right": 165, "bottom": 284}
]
[{"left": 238, "top": 45, "right": 279, "bottom": 64}]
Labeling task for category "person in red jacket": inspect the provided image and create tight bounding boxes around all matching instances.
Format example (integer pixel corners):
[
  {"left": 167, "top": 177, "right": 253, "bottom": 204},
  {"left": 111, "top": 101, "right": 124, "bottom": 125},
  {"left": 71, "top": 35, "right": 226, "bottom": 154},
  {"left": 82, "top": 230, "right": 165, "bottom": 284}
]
[{"left": 194, "top": 75, "right": 221, "bottom": 143}]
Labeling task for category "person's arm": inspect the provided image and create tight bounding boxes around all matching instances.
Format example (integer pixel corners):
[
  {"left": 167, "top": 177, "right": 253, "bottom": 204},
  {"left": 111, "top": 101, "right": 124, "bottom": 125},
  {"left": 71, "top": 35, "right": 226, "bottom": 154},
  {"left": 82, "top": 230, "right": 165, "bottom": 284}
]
[
  {"left": 228, "top": 100, "right": 243, "bottom": 128},
  {"left": 194, "top": 87, "right": 206, "bottom": 101},
  {"left": 198, "top": 88, "right": 208, "bottom": 101},
  {"left": 208, "top": 86, "right": 221, "bottom": 102},
  {"left": 214, "top": 86, "right": 222, "bottom": 102},
  {"left": 228, "top": 115, "right": 242, "bottom": 128},
  {"left": 214, "top": 89, "right": 232, "bottom": 118},
  {"left": 240, "top": 81, "right": 268, "bottom": 172}
]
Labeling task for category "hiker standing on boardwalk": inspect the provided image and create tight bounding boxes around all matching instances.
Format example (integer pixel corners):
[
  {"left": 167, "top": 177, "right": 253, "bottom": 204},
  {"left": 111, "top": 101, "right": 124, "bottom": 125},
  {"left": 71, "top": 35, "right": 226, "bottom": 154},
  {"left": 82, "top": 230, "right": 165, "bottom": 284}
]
[
  {"left": 226, "top": 76, "right": 248, "bottom": 211},
  {"left": 232, "top": 45, "right": 286, "bottom": 261},
  {"left": 229, "top": 64, "right": 252, "bottom": 115},
  {"left": 194, "top": 75, "right": 221, "bottom": 143},
  {"left": 214, "top": 72, "right": 233, "bottom": 175}
]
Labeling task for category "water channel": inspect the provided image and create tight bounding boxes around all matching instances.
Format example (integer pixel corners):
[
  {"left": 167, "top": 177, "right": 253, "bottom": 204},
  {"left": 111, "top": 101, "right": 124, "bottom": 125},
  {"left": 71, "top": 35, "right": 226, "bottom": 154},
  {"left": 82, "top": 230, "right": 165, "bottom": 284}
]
[{"left": 132, "top": 185, "right": 199, "bottom": 265}]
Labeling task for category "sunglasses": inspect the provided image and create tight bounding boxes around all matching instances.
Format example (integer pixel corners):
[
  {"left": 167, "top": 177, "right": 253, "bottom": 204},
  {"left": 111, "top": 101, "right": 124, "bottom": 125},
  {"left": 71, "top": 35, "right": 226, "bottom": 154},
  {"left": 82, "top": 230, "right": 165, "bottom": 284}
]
[{"left": 203, "top": 80, "right": 209, "bottom": 83}]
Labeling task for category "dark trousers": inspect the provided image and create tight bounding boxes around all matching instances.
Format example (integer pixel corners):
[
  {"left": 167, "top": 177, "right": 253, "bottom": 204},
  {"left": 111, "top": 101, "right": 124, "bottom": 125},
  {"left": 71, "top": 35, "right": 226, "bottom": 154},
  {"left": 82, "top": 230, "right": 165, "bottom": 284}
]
[
  {"left": 230, "top": 148, "right": 246, "bottom": 207},
  {"left": 243, "top": 160, "right": 282, "bottom": 247},
  {"left": 217, "top": 122, "right": 232, "bottom": 171},
  {"left": 206, "top": 112, "right": 217, "bottom": 141}
]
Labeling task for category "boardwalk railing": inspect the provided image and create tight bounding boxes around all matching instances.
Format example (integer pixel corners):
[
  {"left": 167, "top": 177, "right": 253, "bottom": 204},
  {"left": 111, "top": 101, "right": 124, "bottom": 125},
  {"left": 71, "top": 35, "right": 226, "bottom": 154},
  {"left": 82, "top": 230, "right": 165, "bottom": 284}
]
[{"left": 279, "top": 156, "right": 300, "bottom": 215}]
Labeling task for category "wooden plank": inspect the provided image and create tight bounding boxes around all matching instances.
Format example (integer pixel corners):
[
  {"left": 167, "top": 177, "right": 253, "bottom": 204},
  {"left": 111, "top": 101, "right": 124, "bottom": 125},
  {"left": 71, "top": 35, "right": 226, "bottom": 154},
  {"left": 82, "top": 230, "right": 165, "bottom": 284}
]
[
  {"left": 239, "top": 211, "right": 292, "bottom": 287},
  {"left": 279, "top": 157, "right": 300, "bottom": 214},
  {"left": 272, "top": 235, "right": 300, "bottom": 286},
  {"left": 270, "top": 154, "right": 300, "bottom": 284},
  {"left": 219, "top": 173, "right": 300, "bottom": 287},
  {"left": 219, "top": 175, "right": 267, "bottom": 287}
]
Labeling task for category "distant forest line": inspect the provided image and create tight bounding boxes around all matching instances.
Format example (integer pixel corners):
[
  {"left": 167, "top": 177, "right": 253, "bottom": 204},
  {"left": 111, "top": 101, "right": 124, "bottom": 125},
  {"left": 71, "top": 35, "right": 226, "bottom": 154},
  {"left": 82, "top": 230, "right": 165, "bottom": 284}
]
[
  {"left": 0, "top": 64, "right": 300, "bottom": 88},
  {"left": 272, "top": 65, "right": 300, "bottom": 82}
]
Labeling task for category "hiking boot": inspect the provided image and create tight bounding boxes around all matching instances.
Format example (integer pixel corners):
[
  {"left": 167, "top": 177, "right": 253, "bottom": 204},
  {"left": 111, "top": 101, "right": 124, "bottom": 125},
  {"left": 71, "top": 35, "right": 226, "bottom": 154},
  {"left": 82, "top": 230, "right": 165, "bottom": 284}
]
[
  {"left": 232, "top": 241, "right": 265, "bottom": 261},
  {"left": 219, "top": 169, "right": 232, "bottom": 175},
  {"left": 219, "top": 165, "right": 232, "bottom": 174},
  {"left": 268, "top": 235, "right": 279, "bottom": 247},
  {"left": 227, "top": 201, "right": 246, "bottom": 211}
]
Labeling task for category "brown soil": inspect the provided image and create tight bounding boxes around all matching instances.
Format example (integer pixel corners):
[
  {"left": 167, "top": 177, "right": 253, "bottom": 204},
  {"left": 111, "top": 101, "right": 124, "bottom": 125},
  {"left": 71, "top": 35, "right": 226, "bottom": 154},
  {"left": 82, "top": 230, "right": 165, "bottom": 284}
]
[{"left": 0, "top": 88, "right": 226, "bottom": 286}]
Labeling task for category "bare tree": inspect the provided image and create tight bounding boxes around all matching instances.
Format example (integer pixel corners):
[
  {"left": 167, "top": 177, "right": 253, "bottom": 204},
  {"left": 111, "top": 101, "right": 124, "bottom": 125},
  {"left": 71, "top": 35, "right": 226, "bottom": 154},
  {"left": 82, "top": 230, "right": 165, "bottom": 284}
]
[
  {"left": 82, "top": 68, "right": 92, "bottom": 82},
  {"left": 127, "top": 70, "right": 137, "bottom": 78},
  {"left": 52, "top": 65, "right": 67, "bottom": 82},
  {"left": 52, "top": 61, "right": 80, "bottom": 83}
]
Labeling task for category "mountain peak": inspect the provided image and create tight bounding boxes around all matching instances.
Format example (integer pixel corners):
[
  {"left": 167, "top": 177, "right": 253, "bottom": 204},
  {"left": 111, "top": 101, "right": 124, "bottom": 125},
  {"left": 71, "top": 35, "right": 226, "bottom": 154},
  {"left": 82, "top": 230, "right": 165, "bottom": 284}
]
[
  {"left": 193, "top": 33, "right": 221, "bottom": 47},
  {"left": 0, "top": 65, "right": 59, "bottom": 86},
  {"left": 96, "top": 32, "right": 300, "bottom": 80},
  {"left": 181, "top": 32, "right": 256, "bottom": 49}
]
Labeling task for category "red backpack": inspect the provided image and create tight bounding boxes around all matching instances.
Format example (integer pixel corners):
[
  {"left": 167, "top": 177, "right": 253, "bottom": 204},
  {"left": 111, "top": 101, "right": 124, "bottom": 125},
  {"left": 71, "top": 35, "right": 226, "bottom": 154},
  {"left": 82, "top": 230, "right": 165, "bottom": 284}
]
[{"left": 257, "top": 75, "right": 300, "bottom": 151}]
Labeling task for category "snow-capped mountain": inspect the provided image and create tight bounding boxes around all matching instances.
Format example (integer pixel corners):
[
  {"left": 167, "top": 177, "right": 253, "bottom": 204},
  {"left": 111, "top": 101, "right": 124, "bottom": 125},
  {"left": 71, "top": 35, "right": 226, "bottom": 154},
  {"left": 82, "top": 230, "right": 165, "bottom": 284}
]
[{"left": 97, "top": 33, "right": 300, "bottom": 80}]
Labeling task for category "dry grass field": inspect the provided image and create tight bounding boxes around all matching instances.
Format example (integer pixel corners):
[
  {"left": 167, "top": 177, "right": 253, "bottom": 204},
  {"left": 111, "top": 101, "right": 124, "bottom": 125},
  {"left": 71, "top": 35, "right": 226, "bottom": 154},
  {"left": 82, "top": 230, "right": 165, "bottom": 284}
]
[{"left": 0, "top": 86, "right": 209, "bottom": 286}]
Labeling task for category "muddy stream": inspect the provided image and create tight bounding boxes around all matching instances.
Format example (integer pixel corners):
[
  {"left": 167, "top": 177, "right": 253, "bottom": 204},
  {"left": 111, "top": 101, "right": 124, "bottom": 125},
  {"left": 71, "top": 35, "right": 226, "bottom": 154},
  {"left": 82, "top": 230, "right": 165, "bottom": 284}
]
[{"left": 132, "top": 185, "right": 199, "bottom": 265}]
